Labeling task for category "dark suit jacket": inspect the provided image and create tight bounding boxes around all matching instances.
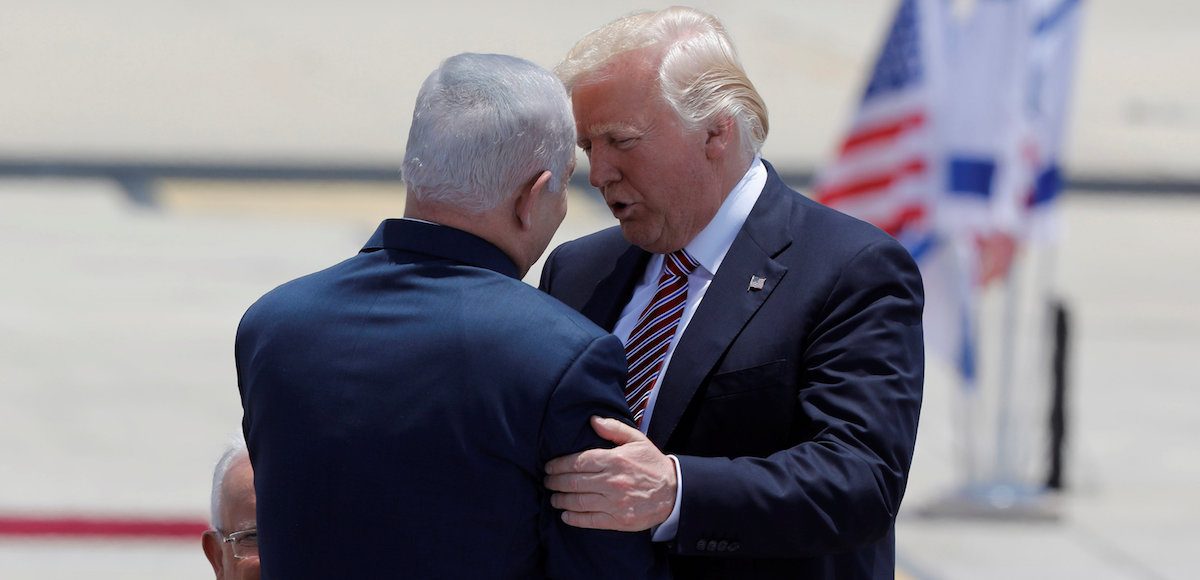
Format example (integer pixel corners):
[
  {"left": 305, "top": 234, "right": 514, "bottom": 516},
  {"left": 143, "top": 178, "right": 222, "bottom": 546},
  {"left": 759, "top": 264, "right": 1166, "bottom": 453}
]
[
  {"left": 539, "top": 161, "right": 924, "bottom": 579},
  {"left": 237, "top": 219, "right": 666, "bottom": 579}
]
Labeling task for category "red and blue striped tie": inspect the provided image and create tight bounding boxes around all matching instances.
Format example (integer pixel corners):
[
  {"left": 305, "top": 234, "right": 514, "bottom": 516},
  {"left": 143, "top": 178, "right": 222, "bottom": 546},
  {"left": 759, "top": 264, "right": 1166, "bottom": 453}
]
[{"left": 623, "top": 250, "right": 700, "bottom": 426}]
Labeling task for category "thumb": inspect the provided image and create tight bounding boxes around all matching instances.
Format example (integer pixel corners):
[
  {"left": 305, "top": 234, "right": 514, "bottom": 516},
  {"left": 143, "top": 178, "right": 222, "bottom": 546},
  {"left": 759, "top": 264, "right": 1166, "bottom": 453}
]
[{"left": 590, "top": 415, "right": 646, "bottom": 446}]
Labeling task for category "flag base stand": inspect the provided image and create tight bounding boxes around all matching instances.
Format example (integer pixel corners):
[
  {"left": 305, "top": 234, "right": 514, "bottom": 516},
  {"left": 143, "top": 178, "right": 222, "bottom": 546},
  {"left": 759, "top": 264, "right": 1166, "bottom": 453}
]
[{"left": 914, "top": 483, "right": 1061, "bottom": 522}]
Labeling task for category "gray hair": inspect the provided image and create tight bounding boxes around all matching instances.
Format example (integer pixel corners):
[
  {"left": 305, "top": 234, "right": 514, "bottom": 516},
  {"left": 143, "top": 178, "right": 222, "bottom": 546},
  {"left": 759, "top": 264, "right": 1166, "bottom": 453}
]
[
  {"left": 402, "top": 53, "right": 576, "bottom": 213},
  {"left": 556, "top": 6, "right": 769, "bottom": 156},
  {"left": 208, "top": 432, "right": 248, "bottom": 532}
]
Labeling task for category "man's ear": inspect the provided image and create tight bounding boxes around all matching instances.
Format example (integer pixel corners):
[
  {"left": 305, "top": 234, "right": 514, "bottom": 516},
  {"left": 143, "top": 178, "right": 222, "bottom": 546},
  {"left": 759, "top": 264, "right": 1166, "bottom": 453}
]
[
  {"left": 704, "top": 116, "right": 737, "bottom": 160},
  {"left": 514, "top": 170, "right": 554, "bottom": 230},
  {"left": 201, "top": 530, "right": 225, "bottom": 577}
]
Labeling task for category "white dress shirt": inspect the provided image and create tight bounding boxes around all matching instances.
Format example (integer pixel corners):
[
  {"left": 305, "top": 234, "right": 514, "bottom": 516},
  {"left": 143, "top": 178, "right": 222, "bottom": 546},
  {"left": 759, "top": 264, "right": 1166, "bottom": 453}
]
[{"left": 611, "top": 156, "right": 766, "bottom": 540}]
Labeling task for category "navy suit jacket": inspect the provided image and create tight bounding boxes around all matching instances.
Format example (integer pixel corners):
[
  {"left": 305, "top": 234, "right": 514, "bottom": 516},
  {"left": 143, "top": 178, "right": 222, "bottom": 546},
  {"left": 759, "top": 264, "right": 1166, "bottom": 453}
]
[
  {"left": 237, "top": 219, "right": 666, "bottom": 579},
  {"left": 539, "top": 161, "right": 924, "bottom": 579}
]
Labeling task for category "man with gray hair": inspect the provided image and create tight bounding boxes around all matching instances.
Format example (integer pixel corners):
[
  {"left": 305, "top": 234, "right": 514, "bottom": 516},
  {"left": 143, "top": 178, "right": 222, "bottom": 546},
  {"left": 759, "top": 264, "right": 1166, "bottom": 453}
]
[
  {"left": 540, "top": 7, "right": 924, "bottom": 578},
  {"left": 236, "top": 53, "right": 664, "bottom": 578},
  {"left": 201, "top": 435, "right": 259, "bottom": 580}
]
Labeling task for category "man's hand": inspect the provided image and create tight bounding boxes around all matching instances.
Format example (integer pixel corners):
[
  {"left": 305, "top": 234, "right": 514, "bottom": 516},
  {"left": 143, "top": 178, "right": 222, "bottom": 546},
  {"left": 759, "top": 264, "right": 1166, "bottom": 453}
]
[{"left": 545, "top": 416, "right": 677, "bottom": 531}]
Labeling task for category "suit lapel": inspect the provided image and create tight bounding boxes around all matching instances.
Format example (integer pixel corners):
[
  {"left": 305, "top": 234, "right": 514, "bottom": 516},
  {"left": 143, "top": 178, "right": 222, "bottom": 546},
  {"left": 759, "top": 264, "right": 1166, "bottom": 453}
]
[
  {"left": 581, "top": 245, "right": 649, "bottom": 332},
  {"left": 646, "top": 170, "right": 796, "bottom": 447}
]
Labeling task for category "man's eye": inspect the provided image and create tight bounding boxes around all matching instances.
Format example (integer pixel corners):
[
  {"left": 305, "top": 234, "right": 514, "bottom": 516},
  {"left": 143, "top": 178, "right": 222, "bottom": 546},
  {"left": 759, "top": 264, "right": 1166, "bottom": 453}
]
[{"left": 614, "top": 137, "right": 638, "bottom": 148}]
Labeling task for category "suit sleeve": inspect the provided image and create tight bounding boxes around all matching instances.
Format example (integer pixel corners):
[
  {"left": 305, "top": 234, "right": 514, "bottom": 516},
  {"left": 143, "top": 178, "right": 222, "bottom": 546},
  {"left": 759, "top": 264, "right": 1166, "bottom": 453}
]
[
  {"left": 538, "top": 333, "right": 669, "bottom": 579},
  {"left": 673, "top": 238, "right": 924, "bottom": 558}
]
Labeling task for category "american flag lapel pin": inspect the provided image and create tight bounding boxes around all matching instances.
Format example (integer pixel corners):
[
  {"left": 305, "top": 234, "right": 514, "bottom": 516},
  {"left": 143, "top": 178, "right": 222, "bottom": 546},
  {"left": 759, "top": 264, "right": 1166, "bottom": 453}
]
[{"left": 748, "top": 275, "right": 766, "bottom": 291}]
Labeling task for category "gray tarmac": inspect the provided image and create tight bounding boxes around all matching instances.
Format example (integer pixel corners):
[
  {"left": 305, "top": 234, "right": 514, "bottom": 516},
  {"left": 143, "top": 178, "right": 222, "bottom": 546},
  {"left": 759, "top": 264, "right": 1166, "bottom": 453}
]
[{"left": 1, "top": 181, "right": 1198, "bottom": 579}]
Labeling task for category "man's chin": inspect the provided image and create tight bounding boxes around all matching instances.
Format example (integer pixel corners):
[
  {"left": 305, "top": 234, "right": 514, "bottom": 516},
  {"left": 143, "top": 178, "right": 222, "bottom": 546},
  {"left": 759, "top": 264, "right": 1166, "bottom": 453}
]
[
  {"left": 617, "top": 223, "right": 643, "bottom": 246},
  {"left": 619, "top": 226, "right": 674, "bottom": 254}
]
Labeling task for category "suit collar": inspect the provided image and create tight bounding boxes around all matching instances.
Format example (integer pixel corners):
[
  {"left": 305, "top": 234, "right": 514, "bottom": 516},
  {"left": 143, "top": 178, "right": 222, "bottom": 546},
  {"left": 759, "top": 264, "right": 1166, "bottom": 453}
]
[
  {"left": 579, "top": 158, "right": 780, "bottom": 331},
  {"left": 739, "top": 160, "right": 796, "bottom": 260},
  {"left": 362, "top": 218, "right": 521, "bottom": 280},
  {"left": 582, "top": 243, "right": 650, "bottom": 331},
  {"left": 646, "top": 161, "right": 797, "bottom": 446},
  {"left": 684, "top": 156, "right": 767, "bottom": 277}
]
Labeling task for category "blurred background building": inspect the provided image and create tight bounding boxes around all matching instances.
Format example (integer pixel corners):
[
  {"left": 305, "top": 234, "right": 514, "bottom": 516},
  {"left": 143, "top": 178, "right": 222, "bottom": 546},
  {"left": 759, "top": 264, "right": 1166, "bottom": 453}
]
[{"left": 1, "top": 1, "right": 1197, "bottom": 578}]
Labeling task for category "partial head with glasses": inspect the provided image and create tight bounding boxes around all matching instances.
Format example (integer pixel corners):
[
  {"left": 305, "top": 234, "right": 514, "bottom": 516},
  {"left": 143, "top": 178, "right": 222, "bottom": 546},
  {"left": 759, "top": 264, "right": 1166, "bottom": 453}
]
[{"left": 201, "top": 434, "right": 260, "bottom": 580}]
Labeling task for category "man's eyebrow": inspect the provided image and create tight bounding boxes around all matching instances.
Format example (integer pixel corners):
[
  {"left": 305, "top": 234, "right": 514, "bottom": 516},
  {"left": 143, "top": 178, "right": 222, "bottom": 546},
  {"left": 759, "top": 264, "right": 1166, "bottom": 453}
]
[{"left": 579, "top": 122, "right": 638, "bottom": 140}]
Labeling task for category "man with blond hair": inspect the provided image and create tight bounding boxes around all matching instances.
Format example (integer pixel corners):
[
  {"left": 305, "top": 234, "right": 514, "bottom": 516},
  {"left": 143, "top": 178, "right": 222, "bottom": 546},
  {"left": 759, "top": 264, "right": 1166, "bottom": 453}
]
[{"left": 540, "top": 7, "right": 924, "bottom": 578}]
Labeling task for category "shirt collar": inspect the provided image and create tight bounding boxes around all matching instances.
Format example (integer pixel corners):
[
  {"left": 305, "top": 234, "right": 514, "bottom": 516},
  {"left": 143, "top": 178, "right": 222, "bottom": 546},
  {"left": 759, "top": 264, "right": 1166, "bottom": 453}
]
[
  {"left": 361, "top": 218, "right": 521, "bottom": 280},
  {"left": 682, "top": 155, "right": 766, "bottom": 277}
]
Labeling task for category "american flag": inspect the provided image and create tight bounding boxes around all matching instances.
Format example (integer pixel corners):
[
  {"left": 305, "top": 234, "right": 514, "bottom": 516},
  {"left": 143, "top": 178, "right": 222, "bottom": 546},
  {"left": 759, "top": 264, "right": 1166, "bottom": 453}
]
[
  {"left": 814, "top": 0, "right": 946, "bottom": 262},
  {"left": 815, "top": 0, "right": 968, "bottom": 383},
  {"left": 815, "top": 0, "right": 1081, "bottom": 387}
]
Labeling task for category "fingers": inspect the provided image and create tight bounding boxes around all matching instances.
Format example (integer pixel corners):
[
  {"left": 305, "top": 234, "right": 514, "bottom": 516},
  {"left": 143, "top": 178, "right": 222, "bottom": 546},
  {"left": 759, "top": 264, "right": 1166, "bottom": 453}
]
[
  {"left": 544, "top": 416, "right": 646, "bottom": 476},
  {"left": 544, "top": 448, "right": 610, "bottom": 476},
  {"left": 543, "top": 453, "right": 581, "bottom": 477},
  {"left": 553, "top": 493, "right": 652, "bottom": 532},
  {"left": 542, "top": 417, "right": 667, "bottom": 533},
  {"left": 560, "top": 510, "right": 625, "bottom": 531},
  {"left": 544, "top": 471, "right": 614, "bottom": 494},
  {"left": 549, "top": 491, "right": 607, "bottom": 512},
  {"left": 589, "top": 415, "right": 646, "bottom": 445}
]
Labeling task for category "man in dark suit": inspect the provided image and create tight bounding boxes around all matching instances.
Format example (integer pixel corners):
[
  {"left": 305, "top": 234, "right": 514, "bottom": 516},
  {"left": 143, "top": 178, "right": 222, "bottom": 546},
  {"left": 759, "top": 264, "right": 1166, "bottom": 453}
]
[
  {"left": 236, "top": 53, "right": 665, "bottom": 579},
  {"left": 539, "top": 8, "right": 924, "bottom": 578}
]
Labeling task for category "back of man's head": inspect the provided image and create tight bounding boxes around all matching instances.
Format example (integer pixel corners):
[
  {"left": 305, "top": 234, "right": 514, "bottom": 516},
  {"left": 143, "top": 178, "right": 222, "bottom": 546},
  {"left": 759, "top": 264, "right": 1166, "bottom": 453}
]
[{"left": 402, "top": 53, "right": 575, "bottom": 213}]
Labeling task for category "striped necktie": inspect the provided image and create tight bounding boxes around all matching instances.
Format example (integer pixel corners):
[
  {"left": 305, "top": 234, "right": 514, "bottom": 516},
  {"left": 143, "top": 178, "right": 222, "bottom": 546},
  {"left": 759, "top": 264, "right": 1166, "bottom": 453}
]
[{"left": 623, "top": 249, "right": 700, "bottom": 426}]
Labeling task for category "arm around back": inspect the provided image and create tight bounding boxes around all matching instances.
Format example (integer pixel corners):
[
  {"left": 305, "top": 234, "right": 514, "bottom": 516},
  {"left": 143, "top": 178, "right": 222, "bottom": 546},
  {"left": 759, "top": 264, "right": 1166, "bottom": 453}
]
[{"left": 538, "top": 332, "right": 669, "bottom": 578}]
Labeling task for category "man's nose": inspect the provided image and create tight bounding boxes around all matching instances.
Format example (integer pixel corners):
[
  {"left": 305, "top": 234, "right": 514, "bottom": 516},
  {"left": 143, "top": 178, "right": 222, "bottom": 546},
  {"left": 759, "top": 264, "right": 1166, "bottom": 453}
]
[{"left": 588, "top": 146, "right": 620, "bottom": 189}]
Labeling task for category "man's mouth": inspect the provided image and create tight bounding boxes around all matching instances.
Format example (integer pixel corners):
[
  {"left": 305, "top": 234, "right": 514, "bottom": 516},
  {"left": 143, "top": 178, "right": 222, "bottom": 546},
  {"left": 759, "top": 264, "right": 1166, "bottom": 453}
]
[{"left": 608, "top": 201, "right": 635, "bottom": 219}]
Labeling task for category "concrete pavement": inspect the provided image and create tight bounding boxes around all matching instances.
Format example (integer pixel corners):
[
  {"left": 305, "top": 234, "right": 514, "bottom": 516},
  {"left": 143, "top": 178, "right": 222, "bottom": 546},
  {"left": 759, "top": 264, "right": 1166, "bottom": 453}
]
[{"left": 1, "top": 180, "right": 1197, "bottom": 578}]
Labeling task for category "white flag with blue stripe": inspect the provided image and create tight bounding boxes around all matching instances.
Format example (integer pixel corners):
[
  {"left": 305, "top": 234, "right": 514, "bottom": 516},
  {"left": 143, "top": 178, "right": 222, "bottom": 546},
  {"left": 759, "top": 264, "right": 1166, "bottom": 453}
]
[{"left": 817, "top": 0, "right": 1082, "bottom": 387}]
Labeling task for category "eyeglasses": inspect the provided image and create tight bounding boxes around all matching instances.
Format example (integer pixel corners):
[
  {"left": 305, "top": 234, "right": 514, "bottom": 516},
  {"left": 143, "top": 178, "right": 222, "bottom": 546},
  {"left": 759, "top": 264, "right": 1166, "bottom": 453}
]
[{"left": 221, "top": 528, "right": 258, "bottom": 560}]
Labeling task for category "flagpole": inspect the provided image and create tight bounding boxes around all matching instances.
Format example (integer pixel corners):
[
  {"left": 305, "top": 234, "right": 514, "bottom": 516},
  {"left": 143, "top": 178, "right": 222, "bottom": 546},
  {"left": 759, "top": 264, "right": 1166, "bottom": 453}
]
[
  {"left": 993, "top": 246, "right": 1021, "bottom": 486},
  {"left": 1041, "top": 240, "right": 1068, "bottom": 489},
  {"left": 956, "top": 236, "right": 980, "bottom": 489}
]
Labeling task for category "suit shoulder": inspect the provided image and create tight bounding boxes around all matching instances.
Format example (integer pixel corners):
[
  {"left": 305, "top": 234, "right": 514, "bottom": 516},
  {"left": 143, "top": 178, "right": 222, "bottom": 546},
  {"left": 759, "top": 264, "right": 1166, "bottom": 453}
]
[
  {"left": 237, "top": 255, "right": 358, "bottom": 333},
  {"left": 789, "top": 189, "right": 913, "bottom": 262},
  {"left": 795, "top": 190, "right": 889, "bottom": 240},
  {"left": 541, "top": 226, "right": 637, "bottom": 300},
  {"left": 496, "top": 275, "right": 611, "bottom": 344},
  {"left": 548, "top": 226, "right": 628, "bottom": 264}
]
